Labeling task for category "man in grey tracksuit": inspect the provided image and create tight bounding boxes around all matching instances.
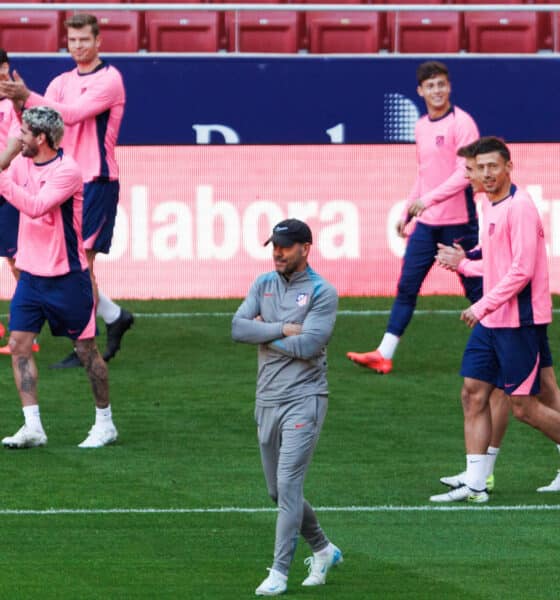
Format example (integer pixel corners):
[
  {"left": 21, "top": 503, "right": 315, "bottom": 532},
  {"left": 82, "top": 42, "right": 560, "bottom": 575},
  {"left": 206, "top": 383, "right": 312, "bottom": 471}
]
[{"left": 232, "top": 218, "right": 343, "bottom": 597}]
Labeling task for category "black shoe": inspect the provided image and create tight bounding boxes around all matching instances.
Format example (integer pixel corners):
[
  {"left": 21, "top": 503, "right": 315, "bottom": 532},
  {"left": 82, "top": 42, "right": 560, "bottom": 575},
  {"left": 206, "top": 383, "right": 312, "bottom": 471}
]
[
  {"left": 103, "top": 308, "right": 134, "bottom": 362},
  {"left": 49, "top": 350, "right": 82, "bottom": 369}
]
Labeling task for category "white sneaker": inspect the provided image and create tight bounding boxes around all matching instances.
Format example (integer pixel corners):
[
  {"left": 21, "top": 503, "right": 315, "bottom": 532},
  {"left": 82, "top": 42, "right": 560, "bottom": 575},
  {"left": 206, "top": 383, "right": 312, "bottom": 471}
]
[
  {"left": 255, "top": 568, "right": 287, "bottom": 596},
  {"left": 440, "top": 471, "right": 466, "bottom": 488},
  {"left": 2, "top": 424, "right": 47, "bottom": 449},
  {"left": 440, "top": 471, "right": 495, "bottom": 493},
  {"left": 78, "top": 423, "right": 118, "bottom": 448},
  {"left": 430, "top": 485, "right": 488, "bottom": 503},
  {"left": 302, "top": 543, "right": 343, "bottom": 586},
  {"left": 537, "top": 470, "right": 560, "bottom": 492}
]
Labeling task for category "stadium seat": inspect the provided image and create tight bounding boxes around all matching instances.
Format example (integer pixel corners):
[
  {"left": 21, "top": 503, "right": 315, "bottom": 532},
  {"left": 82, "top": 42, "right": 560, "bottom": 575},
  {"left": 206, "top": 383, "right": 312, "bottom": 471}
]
[
  {"left": 65, "top": 11, "right": 143, "bottom": 52},
  {"left": 388, "top": 11, "right": 462, "bottom": 53},
  {"left": 145, "top": 11, "right": 221, "bottom": 52},
  {"left": 0, "top": 11, "right": 63, "bottom": 52},
  {"left": 308, "top": 12, "right": 382, "bottom": 53},
  {"left": 227, "top": 11, "right": 299, "bottom": 52},
  {"left": 465, "top": 12, "right": 538, "bottom": 53}
]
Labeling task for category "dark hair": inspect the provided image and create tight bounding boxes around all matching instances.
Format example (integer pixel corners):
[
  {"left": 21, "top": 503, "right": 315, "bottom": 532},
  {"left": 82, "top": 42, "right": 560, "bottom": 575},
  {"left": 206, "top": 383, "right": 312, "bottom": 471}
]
[
  {"left": 457, "top": 141, "right": 479, "bottom": 159},
  {"left": 64, "top": 13, "right": 99, "bottom": 37},
  {"left": 475, "top": 136, "right": 511, "bottom": 162},
  {"left": 416, "top": 61, "right": 449, "bottom": 85},
  {"left": 0, "top": 49, "right": 8, "bottom": 65}
]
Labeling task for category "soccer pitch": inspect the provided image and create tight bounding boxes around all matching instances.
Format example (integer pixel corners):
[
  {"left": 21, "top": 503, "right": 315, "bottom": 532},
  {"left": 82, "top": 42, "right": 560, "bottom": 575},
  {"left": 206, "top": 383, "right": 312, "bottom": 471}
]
[{"left": 0, "top": 296, "right": 558, "bottom": 599}]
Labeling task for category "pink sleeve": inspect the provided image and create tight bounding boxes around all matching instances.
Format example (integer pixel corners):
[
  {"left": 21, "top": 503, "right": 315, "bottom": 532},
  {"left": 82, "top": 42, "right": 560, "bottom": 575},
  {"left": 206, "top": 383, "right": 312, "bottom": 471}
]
[
  {"left": 470, "top": 200, "right": 538, "bottom": 321},
  {"left": 421, "top": 113, "right": 479, "bottom": 208},
  {"left": 7, "top": 106, "right": 20, "bottom": 139},
  {"left": 0, "top": 162, "right": 81, "bottom": 218},
  {"left": 26, "top": 74, "right": 121, "bottom": 126},
  {"left": 458, "top": 257, "right": 484, "bottom": 278}
]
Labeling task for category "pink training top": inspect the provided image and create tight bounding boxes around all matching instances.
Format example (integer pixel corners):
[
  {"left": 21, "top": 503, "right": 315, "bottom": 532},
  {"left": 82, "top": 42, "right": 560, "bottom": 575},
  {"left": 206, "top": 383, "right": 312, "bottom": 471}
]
[
  {"left": 0, "top": 150, "right": 87, "bottom": 277},
  {"left": 459, "top": 185, "right": 551, "bottom": 328},
  {"left": 25, "top": 61, "right": 125, "bottom": 183},
  {"left": 0, "top": 97, "right": 21, "bottom": 144},
  {"left": 403, "top": 105, "right": 479, "bottom": 226}
]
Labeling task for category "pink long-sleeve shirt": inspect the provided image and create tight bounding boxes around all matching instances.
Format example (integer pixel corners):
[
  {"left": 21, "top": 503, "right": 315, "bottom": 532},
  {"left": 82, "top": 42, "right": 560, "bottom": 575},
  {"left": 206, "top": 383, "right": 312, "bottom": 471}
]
[
  {"left": 404, "top": 105, "right": 480, "bottom": 226},
  {"left": 458, "top": 185, "right": 551, "bottom": 328},
  {"left": 0, "top": 97, "right": 20, "bottom": 143},
  {"left": 0, "top": 150, "right": 87, "bottom": 277},
  {"left": 25, "top": 61, "right": 125, "bottom": 183}
]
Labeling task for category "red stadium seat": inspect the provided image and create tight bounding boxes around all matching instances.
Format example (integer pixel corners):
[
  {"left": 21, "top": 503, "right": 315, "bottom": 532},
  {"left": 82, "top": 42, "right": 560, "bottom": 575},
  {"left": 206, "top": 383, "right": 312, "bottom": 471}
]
[
  {"left": 388, "top": 11, "right": 462, "bottom": 53},
  {"left": 64, "top": 11, "right": 143, "bottom": 52},
  {"left": 465, "top": 12, "right": 538, "bottom": 53},
  {"left": 227, "top": 11, "right": 299, "bottom": 53},
  {"left": 308, "top": 12, "right": 382, "bottom": 53},
  {"left": 0, "top": 11, "right": 63, "bottom": 52},
  {"left": 145, "top": 11, "right": 221, "bottom": 52}
]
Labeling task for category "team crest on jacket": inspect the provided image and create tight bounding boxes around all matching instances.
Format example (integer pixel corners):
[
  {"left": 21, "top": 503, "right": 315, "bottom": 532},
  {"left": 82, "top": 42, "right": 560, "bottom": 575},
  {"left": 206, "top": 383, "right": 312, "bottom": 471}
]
[
  {"left": 436, "top": 135, "right": 444, "bottom": 146},
  {"left": 296, "top": 293, "right": 309, "bottom": 307}
]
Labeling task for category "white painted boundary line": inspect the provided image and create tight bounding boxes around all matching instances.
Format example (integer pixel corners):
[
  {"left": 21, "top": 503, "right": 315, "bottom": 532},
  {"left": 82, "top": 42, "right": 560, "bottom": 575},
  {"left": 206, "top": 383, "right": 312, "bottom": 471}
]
[
  {"left": 111, "top": 309, "right": 560, "bottom": 318},
  {"left": 1, "top": 504, "right": 559, "bottom": 515},
  {"left": 3, "top": 309, "right": 556, "bottom": 319}
]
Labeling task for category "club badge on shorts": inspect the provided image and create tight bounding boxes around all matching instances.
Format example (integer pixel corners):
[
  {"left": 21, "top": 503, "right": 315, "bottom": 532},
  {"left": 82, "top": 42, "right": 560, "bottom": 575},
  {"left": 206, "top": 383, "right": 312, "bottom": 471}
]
[{"left": 296, "top": 293, "right": 309, "bottom": 307}]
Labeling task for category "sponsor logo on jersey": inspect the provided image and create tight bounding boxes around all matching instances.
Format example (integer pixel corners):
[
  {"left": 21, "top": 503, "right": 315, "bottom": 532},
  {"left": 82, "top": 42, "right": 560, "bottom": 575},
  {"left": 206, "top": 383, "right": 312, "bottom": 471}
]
[
  {"left": 436, "top": 135, "right": 444, "bottom": 146},
  {"left": 489, "top": 223, "right": 495, "bottom": 236}
]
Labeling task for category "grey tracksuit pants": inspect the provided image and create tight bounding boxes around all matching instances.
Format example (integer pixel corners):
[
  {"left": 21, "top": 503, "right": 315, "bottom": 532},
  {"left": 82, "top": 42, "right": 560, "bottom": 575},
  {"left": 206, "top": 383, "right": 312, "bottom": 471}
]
[{"left": 255, "top": 395, "right": 330, "bottom": 575}]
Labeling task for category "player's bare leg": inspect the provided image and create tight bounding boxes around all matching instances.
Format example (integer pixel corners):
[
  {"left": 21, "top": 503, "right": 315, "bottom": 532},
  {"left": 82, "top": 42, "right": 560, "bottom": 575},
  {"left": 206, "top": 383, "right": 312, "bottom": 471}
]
[
  {"left": 1, "top": 330, "right": 47, "bottom": 448},
  {"left": 75, "top": 337, "right": 117, "bottom": 448}
]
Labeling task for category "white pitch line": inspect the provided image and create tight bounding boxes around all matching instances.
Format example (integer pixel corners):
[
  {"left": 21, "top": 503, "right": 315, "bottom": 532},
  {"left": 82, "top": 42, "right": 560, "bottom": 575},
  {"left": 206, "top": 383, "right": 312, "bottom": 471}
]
[
  {"left": 118, "top": 308, "right": 560, "bottom": 318},
  {"left": 0, "top": 504, "right": 559, "bottom": 515}
]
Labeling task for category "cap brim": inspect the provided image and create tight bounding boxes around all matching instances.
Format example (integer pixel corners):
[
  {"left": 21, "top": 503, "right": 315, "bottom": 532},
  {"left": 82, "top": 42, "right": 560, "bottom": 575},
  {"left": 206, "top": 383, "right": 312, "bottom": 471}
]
[{"left": 263, "top": 233, "right": 296, "bottom": 247}]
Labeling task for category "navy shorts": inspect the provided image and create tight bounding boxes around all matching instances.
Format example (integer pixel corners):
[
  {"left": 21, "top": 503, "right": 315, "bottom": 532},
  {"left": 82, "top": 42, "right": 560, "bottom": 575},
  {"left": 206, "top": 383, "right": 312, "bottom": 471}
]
[
  {"left": 10, "top": 269, "right": 97, "bottom": 340},
  {"left": 83, "top": 179, "right": 119, "bottom": 254},
  {"left": 460, "top": 323, "right": 550, "bottom": 396},
  {"left": 0, "top": 199, "right": 19, "bottom": 258}
]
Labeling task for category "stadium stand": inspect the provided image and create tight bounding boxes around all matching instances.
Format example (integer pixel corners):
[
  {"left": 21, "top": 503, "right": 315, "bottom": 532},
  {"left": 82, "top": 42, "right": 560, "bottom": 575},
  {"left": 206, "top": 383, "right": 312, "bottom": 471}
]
[
  {"left": 0, "top": 10, "right": 63, "bottom": 52},
  {"left": 0, "top": 4, "right": 558, "bottom": 54},
  {"left": 308, "top": 12, "right": 382, "bottom": 54},
  {"left": 388, "top": 12, "right": 462, "bottom": 53},
  {"left": 63, "top": 10, "right": 143, "bottom": 52},
  {"left": 465, "top": 11, "right": 539, "bottom": 53},
  {"left": 226, "top": 11, "right": 299, "bottom": 52},
  {"left": 146, "top": 11, "right": 222, "bottom": 52}
]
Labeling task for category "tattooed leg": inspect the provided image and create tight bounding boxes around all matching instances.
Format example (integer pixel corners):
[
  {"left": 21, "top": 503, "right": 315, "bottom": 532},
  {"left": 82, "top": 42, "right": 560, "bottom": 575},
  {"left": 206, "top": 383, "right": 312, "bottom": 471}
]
[
  {"left": 75, "top": 338, "right": 109, "bottom": 409},
  {"left": 10, "top": 331, "right": 38, "bottom": 407}
]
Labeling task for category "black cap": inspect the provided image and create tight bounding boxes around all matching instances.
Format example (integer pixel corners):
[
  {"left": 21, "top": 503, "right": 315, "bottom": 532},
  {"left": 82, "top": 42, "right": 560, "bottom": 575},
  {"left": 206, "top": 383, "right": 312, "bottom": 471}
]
[{"left": 264, "top": 219, "right": 313, "bottom": 247}]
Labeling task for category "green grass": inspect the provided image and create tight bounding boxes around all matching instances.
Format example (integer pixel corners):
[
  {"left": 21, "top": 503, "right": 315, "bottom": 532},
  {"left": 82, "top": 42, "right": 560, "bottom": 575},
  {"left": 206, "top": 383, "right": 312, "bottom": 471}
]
[{"left": 0, "top": 296, "right": 559, "bottom": 599}]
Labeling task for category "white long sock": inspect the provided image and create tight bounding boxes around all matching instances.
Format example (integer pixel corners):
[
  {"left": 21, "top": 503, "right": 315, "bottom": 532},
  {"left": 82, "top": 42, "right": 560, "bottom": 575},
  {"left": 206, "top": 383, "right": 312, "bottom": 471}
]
[
  {"left": 556, "top": 444, "right": 560, "bottom": 456},
  {"left": 97, "top": 292, "right": 121, "bottom": 325},
  {"left": 23, "top": 405, "right": 43, "bottom": 432},
  {"left": 378, "top": 333, "right": 400, "bottom": 359},
  {"left": 464, "top": 454, "right": 488, "bottom": 491},
  {"left": 486, "top": 446, "right": 500, "bottom": 476},
  {"left": 95, "top": 405, "right": 113, "bottom": 427}
]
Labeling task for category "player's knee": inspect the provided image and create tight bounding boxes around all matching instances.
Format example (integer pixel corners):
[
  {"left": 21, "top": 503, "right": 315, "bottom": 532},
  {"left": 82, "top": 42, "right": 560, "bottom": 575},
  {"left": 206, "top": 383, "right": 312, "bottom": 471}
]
[
  {"left": 510, "top": 396, "right": 532, "bottom": 424},
  {"left": 461, "top": 384, "right": 486, "bottom": 416}
]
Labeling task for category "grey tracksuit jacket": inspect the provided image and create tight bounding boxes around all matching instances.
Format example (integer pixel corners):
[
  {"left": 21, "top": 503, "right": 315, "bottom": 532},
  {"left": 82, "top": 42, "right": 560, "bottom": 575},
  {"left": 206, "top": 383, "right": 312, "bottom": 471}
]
[{"left": 231, "top": 265, "right": 338, "bottom": 406}]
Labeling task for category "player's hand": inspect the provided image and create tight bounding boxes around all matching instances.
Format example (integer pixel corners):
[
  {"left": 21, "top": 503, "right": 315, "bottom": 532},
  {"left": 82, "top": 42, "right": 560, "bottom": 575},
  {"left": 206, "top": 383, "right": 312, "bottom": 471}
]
[
  {"left": 460, "top": 307, "right": 478, "bottom": 328},
  {"left": 396, "top": 219, "right": 408, "bottom": 238},
  {"left": 282, "top": 323, "right": 302, "bottom": 337},
  {"left": 408, "top": 199, "right": 425, "bottom": 218},
  {"left": 0, "top": 70, "right": 30, "bottom": 103},
  {"left": 436, "top": 242, "right": 465, "bottom": 271}
]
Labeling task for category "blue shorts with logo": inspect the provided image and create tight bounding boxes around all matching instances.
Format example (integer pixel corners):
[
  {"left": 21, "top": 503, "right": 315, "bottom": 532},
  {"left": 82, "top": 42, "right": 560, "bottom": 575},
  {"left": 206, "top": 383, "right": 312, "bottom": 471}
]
[
  {"left": 0, "top": 198, "right": 19, "bottom": 258},
  {"left": 83, "top": 179, "right": 119, "bottom": 254},
  {"left": 460, "top": 323, "right": 551, "bottom": 396},
  {"left": 10, "top": 269, "right": 97, "bottom": 340}
]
